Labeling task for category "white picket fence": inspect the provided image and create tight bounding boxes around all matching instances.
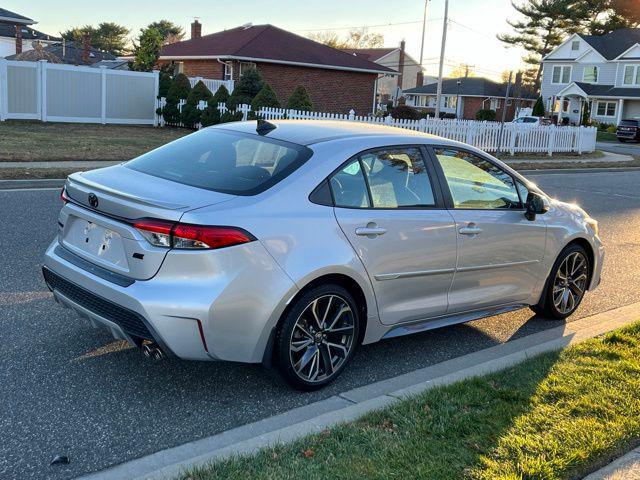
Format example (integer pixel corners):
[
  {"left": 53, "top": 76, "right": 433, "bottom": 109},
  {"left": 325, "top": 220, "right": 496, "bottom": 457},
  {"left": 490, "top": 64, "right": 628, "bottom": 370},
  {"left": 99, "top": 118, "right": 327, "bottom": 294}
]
[
  {"left": 0, "top": 59, "right": 159, "bottom": 125},
  {"left": 155, "top": 98, "right": 597, "bottom": 155},
  {"left": 188, "top": 76, "right": 234, "bottom": 95}
]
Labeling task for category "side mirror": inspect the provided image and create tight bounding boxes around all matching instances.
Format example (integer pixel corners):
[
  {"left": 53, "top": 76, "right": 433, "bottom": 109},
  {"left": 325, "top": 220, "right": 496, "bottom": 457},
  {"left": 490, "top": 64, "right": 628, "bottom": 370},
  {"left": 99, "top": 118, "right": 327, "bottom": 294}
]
[{"left": 525, "top": 192, "right": 549, "bottom": 221}]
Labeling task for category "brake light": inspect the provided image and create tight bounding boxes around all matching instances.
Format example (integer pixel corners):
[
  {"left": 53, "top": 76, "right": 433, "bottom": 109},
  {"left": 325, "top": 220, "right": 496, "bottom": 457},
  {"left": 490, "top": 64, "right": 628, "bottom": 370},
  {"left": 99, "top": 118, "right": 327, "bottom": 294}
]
[
  {"left": 60, "top": 186, "right": 69, "bottom": 204},
  {"left": 133, "top": 219, "right": 255, "bottom": 250}
]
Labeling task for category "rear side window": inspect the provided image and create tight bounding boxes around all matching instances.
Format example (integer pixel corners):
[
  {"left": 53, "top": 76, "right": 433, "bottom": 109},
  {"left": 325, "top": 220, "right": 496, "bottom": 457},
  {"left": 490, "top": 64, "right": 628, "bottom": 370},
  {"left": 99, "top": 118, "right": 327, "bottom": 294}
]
[
  {"left": 330, "top": 160, "right": 371, "bottom": 208},
  {"left": 125, "top": 129, "right": 312, "bottom": 195}
]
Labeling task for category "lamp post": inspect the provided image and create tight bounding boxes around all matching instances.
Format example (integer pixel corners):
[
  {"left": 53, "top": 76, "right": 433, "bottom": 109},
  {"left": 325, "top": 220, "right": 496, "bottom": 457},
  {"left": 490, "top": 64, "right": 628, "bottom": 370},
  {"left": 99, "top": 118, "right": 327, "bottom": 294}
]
[{"left": 456, "top": 79, "right": 462, "bottom": 119}]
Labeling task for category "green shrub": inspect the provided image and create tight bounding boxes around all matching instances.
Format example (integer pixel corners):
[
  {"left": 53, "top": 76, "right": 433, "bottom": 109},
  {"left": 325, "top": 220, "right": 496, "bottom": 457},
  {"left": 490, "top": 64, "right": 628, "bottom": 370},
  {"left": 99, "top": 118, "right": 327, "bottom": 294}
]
[
  {"left": 390, "top": 105, "right": 421, "bottom": 120},
  {"left": 163, "top": 73, "right": 191, "bottom": 125},
  {"left": 287, "top": 86, "right": 314, "bottom": 111},
  {"left": 251, "top": 83, "right": 280, "bottom": 112},
  {"left": 532, "top": 96, "right": 545, "bottom": 117},
  {"left": 475, "top": 109, "right": 496, "bottom": 121},
  {"left": 227, "top": 68, "right": 264, "bottom": 109},
  {"left": 220, "top": 111, "right": 244, "bottom": 123},
  {"left": 200, "top": 85, "right": 231, "bottom": 127},
  {"left": 158, "top": 72, "right": 172, "bottom": 99},
  {"left": 606, "top": 124, "right": 617, "bottom": 134},
  {"left": 181, "top": 81, "right": 213, "bottom": 128}
]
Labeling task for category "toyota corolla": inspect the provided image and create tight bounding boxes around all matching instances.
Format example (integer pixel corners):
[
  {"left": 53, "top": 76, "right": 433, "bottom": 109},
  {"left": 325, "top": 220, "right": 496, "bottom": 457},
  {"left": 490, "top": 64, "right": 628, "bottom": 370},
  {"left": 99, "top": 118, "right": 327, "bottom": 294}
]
[{"left": 43, "top": 120, "right": 604, "bottom": 390}]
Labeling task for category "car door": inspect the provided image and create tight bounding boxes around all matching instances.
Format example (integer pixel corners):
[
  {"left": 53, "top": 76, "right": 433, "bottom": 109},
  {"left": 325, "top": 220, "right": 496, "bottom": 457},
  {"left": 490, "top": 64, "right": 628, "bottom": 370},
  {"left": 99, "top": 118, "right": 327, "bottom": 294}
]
[
  {"left": 331, "top": 146, "right": 457, "bottom": 326},
  {"left": 429, "top": 146, "right": 547, "bottom": 313}
]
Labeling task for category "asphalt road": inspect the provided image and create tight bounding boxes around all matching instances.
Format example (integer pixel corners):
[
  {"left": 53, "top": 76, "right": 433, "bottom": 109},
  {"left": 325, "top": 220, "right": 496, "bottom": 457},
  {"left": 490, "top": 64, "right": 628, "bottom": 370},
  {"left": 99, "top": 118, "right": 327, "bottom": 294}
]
[
  {"left": 596, "top": 140, "right": 640, "bottom": 156},
  {"left": 2, "top": 171, "right": 640, "bottom": 480}
]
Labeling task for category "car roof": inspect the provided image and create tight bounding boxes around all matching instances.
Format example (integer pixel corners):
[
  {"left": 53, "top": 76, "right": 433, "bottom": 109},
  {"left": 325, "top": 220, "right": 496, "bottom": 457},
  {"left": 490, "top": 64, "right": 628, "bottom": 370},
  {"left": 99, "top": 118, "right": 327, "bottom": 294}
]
[{"left": 212, "top": 119, "right": 441, "bottom": 146}]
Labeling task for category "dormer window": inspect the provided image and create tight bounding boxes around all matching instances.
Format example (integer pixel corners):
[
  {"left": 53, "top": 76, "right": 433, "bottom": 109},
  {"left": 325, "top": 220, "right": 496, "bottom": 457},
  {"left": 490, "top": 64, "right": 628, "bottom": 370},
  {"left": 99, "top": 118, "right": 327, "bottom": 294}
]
[
  {"left": 583, "top": 66, "right": 598, "bottom": 83},
  {"left": 571, "top": 40, "right": 580, "bottom": 51}
]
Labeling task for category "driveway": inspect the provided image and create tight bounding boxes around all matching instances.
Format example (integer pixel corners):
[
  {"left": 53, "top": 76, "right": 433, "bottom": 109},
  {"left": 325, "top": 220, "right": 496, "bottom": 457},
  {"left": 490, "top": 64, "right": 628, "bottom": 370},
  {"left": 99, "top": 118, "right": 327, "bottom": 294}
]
[
  {"left": 2, "top": 170, "right": 640, "bottom": 480},
  {"left": 597, "top": 140, "right": 640, "bottom": 156}
]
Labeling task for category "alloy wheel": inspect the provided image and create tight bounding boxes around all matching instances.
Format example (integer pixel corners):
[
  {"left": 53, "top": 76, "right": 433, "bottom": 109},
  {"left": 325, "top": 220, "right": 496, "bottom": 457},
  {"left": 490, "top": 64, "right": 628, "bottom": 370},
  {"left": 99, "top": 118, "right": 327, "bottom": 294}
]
[
  {"left": 289, "top": 294, "right": 355, "bottom": 383},
  {"left": 552, "top": 251, "right": 588, "bottom": 315}
]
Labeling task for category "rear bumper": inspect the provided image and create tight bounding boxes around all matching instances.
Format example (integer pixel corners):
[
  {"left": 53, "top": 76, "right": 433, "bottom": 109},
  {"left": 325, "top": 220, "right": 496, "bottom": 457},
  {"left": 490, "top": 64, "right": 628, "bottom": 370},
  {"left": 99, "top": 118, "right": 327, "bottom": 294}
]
[{"left": 43, "top": 238, "right": 298, "bottom": 363}]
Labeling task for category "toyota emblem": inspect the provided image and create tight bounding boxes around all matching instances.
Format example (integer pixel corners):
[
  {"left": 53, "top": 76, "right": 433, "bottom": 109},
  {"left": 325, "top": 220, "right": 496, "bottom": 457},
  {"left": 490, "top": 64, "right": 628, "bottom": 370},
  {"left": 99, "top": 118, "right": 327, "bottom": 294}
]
[{"left": 88, "top": 193, "right": 99, "bottom": 209}]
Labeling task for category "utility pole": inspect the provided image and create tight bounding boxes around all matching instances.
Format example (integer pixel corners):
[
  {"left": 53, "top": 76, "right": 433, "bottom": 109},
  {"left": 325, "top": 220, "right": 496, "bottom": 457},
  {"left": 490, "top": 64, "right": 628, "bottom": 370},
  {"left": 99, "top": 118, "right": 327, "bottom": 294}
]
[
  {"left": 435, "top": 0, "right": 449, "bottom": 119},
  {"left": 419, "top": 0, "right": 430, "bottom": 67},
  {"left": 496, "top": 71, "right": 513, "bottom": 156}
]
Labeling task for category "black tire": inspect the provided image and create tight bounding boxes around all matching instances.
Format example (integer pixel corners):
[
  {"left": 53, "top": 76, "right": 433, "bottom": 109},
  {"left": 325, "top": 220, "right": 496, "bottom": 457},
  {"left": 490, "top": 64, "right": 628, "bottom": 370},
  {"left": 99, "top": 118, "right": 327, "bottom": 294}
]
[
  {"left": 531, "top": 244, "right": 590, "bottom": 320},
  {"left": 618, "top": 138, "right": 627, "bottom": 143},
  {"left": 276, "top": 284, "right": 360, "bottom": 391}
]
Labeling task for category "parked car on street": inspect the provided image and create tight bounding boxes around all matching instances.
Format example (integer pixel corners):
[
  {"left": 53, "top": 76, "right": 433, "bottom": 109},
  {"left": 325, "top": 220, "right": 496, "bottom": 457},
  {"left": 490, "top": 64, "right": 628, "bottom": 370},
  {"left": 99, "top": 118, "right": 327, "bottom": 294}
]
[
  {"left": 616, "top": 119, "right": 640, "bottom": 142},
  {"left": 43, "top": 121, "right": 604, "bottom": 390},
  {"left": 512, "top": 116, "right": 549, "bottom": 126}
]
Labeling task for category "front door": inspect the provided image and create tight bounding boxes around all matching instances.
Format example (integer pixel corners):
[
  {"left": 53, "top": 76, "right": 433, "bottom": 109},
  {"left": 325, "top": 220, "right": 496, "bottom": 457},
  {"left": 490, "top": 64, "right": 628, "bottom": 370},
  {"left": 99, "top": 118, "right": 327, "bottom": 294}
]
[
  {"left": 430, "top": 146, "right": 547, "bottom": 313},
  {"left": 331, "top": 146, "right": 457, "bottom": 326}
]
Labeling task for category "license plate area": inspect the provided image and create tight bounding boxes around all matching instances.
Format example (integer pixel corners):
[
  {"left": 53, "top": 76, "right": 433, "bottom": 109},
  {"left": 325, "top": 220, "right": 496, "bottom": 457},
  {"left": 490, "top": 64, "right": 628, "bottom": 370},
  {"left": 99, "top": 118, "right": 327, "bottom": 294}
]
[{"left": 62, "top": 217, "right": 129, "bottom": 272}]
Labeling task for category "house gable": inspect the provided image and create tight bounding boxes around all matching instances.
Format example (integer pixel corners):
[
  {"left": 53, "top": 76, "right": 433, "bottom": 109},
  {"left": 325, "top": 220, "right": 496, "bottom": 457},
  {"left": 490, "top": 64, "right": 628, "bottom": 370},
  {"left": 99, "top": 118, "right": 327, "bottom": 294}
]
[
  {"left": 616, "top": 43, "right": 640, "bottom": 61},
  {"left": 544, "top": 34, "right": 587, "bottom": 61}
]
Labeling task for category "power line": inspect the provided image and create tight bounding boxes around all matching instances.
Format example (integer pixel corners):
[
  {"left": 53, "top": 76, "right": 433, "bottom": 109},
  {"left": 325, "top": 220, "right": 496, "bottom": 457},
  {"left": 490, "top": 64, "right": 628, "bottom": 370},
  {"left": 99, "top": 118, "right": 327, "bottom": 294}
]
[{"left": 294, "top": 18, "right": 443, "bottom": 33}]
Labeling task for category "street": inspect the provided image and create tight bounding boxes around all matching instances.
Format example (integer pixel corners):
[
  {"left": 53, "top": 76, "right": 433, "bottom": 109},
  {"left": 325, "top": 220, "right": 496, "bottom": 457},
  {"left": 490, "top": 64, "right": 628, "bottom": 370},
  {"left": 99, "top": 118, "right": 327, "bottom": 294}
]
[
  {"left": 596, "top": 140, "right": 640, "bottom": 156},
  {"left": 1, "top": 170, "right": 640, "bottom": 480}
]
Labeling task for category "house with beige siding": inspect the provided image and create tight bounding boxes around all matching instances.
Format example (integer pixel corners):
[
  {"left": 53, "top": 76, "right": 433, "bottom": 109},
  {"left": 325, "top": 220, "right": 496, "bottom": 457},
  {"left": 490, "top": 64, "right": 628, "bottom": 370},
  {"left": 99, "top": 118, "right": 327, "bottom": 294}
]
[{"left": 541, "top": 28, "right": 640, "bottom": 126}]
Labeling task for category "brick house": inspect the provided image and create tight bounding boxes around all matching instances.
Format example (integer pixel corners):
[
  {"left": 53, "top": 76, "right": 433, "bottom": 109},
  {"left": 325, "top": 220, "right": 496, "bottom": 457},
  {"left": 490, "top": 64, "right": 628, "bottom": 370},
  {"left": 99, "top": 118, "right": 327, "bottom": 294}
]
[
  {"left": 0, "top": 7, "right": 58, "bottom": 58},
  {"left": 158, "top": 22, "right": 397, "bottom": 114},
  {"left": 404, "top": 77, "right": 536, "bottom": 120}
]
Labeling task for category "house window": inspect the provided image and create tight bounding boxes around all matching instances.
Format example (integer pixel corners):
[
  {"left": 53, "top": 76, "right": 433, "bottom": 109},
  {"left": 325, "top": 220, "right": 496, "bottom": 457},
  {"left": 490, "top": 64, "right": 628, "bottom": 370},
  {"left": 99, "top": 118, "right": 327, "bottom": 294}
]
[
  {"left": 490, "top": 98, "right": 501, "bottom": 110},
  {"left": 443, "top": 96, "right": 457, "bottom": 109},
  {"left": 428, "top": 96, "right": 437, "bottom": 107},
  {"left": 223, "top": 63, "right": 233, "bottom": 81},
  {"left": 623, "top": 65, "right": 640, "bottom": 86},
  {"left": 571, "top": 40, "right": 580, "bottom": 51},
  {"left": 582, "top": 66, "right": 598, "bottom": 83},
  {"left": 239, "top": 62, "right": 257, "bottom": 76},
  {"left": 551, "top": 65, "right": 572, "bottom": 84},
  {"left": 596, "top": 101, "right": 616, "bottom": 117}
]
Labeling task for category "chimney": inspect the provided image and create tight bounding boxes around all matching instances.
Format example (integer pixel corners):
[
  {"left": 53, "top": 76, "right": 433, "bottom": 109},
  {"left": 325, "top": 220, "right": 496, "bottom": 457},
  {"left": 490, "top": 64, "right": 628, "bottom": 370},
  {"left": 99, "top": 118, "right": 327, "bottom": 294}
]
[
  {"left": 191, "top": 20, "right": 202, "bottom": 40},
  {"left": 82, "top": 34, "right": 91, "bottom": 64},
  {"left": 416, "top": 71, "right": 424, "bottom": 88},
  {"left": 397, "top": 40, "right": 406, "bottom": 90},
  {"left": 15, "top": 25, "right": 23, "bottom": 54}
]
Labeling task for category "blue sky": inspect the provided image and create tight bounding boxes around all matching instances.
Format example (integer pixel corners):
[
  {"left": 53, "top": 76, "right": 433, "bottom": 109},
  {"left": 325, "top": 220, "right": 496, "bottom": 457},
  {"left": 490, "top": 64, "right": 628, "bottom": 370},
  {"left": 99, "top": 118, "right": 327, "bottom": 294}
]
[{"left": 8, "top": 0, "right": 527, "bottom": 80}]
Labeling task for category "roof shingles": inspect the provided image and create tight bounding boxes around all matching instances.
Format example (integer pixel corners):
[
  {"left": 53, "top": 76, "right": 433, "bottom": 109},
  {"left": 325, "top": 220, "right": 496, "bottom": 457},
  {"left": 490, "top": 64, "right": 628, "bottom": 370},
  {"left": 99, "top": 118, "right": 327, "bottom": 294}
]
[{"left": 161, "top": 24, "right": 397, "bottom": 74}]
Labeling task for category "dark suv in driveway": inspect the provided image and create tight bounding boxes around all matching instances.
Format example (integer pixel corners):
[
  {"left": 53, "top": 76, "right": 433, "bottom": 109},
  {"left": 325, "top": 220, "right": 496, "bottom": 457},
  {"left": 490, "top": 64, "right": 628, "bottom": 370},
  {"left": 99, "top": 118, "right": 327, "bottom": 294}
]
[{"left": 617, "top": 119, "right": 640, "bottom": 142}]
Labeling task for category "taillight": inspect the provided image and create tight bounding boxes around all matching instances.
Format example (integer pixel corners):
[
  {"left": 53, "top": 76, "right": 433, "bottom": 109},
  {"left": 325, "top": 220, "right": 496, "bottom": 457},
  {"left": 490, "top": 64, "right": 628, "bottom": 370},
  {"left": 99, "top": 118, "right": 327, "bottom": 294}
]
[
  {"left": 133, "top": 219, "right": 255, "bottom": 250},
  {"left": 60, "top": 186, "right": 69, "bottom": 204}
]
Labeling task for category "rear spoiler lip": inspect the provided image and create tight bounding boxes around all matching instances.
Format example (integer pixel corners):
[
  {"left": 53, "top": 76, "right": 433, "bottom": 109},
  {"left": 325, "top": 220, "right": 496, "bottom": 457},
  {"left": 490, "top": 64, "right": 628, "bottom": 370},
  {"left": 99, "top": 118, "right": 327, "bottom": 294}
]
[{"left": 67, "top": 173, "right": 191, "bottom": 210}]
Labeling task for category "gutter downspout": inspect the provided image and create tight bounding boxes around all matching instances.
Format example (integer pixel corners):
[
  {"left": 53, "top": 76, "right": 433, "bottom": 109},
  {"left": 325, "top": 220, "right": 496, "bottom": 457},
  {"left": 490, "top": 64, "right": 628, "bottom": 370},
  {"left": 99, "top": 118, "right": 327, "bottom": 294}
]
[
  {"left": 373, "top": 76, "right": 379, "bottom": 114},
  {"left": 217, "top": 58, "right": 233, "bottom": 81}
]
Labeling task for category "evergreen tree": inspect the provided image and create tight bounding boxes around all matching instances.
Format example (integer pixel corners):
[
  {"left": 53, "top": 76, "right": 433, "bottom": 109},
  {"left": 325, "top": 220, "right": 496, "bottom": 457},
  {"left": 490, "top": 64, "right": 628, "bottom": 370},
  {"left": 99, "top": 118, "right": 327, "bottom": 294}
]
[
  {"left": 131, "top": 27, "right": 163, "bottom": 72},
  {"left": 201, "top": 85, "right": 231, "bottom": 127},
  {"left": 163, "top": 74, "right": 191, "bottom": 125},
  {"left": 251, "top": 84, "right": 280, "bottom": 112},
  {"left": 145, "top": 20, "right": 185, "bottom": 43},
  {"left": 532, "top": 97, "right": 545, "bottom": 117},
  {"left": 181, "top": 81, "right": 214, "bottom": 129},
  {"left": 227, "top": 68, "right": 264, "bottom": 109},
  {"left": 158, "top": 72, "right": 172, "bottom": 99},
  {"left": 61, "top": 22, "right": 130, "bottom": 56},
  {"left": 286, "top": 86, "right": 314, "bottom": 111}
]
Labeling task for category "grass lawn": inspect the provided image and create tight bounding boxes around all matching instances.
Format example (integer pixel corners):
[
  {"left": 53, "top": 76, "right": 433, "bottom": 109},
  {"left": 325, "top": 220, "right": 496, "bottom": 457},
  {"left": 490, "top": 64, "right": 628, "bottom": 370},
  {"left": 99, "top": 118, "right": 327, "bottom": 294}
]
[
  {"left": 0, "top": 121, "right": 189, "bottom": 162},
  {"left": 184, "top": 321, "right": 640, "bottom": 480},
  {"left": 596, "top": 130, "right": 618, "bottom": 142}
]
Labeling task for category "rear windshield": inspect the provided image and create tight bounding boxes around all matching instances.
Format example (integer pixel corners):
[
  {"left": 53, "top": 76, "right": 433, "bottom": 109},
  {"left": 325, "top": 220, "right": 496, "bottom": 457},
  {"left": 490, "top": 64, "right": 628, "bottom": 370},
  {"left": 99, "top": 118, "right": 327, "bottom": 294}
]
[
  {"left": 620, "top": 120, "right": 639, "bottom": 127},
  {"left": 125, "top": 128, "right": 312, "bottom": 195}
]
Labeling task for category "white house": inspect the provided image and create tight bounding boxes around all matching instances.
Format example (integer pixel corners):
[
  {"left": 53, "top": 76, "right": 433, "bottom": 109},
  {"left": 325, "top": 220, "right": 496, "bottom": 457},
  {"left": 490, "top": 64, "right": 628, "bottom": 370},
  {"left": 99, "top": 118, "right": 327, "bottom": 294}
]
[
  {"left": 0, "top": 7, "right": 58, "bottom": 58},
  {"left": 541, "top": 28, "right": 640, "bottom": 125}
]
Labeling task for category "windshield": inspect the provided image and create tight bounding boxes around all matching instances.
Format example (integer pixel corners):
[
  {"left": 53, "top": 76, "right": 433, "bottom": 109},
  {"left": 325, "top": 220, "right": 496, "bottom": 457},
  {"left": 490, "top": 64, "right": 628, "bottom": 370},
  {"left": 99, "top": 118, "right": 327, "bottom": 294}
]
[{"left": 126, "top": 128, "right": 312, "bottom": 195}]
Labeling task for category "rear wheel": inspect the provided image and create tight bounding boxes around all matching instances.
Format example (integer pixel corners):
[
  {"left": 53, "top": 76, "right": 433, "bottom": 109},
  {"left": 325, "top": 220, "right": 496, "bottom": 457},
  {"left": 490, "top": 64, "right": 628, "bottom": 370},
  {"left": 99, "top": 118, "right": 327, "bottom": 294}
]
[
  {"left": 531, "top": 244, "right": 590, "bottom": 319},
  {"left": 276, "top": 284, "right": 359, "bottom": 390}
]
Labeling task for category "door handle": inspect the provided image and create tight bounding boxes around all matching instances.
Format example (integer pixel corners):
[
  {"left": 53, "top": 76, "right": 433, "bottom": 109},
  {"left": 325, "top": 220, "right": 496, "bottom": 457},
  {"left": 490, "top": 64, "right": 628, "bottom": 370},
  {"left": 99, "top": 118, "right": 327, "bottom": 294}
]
[
  {"left": 459, "top": 223, "right": 482, "bottom": 236},
  {"left": 355, "top": 223, "right": 387, "bottom": 237}
]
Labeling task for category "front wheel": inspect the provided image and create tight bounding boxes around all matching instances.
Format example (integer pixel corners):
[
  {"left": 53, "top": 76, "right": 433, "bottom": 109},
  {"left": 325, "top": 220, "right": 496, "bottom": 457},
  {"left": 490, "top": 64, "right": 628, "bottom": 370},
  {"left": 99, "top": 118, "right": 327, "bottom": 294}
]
[
  {"left": 276, "top": 285, "right": 359, "bottom": 391},
  {"left": 531, "top": 244, "right": 590, "bottom": 319}
]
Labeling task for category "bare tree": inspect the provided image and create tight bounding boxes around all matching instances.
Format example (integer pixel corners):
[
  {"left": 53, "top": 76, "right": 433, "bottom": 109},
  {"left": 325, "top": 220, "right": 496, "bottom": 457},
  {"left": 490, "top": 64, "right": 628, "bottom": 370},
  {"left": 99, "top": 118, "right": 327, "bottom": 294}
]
[{"left": 309, "top": 28, "right": 384, "bottom": 49}]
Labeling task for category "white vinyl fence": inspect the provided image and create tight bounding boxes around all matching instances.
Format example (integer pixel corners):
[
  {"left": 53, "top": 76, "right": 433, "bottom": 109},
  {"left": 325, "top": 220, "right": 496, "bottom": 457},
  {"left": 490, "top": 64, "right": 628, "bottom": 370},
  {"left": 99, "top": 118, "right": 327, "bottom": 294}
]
[
  {"left": 156, "top": 99, "right": 597, "bottom": 155},
  {"left": 188, "top": 76, "right": 234, "bottom": 95},
  {"left": 0, "top": 59, "right": 159, "bottom": 125}
]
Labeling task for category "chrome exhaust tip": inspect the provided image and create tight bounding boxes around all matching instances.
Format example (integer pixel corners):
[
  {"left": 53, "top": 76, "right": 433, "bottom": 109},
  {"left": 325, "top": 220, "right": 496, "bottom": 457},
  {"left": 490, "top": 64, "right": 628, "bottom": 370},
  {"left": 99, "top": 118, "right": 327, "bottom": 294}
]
[{"left": 142, "top": 343, "right": 164, "bottom": 361}]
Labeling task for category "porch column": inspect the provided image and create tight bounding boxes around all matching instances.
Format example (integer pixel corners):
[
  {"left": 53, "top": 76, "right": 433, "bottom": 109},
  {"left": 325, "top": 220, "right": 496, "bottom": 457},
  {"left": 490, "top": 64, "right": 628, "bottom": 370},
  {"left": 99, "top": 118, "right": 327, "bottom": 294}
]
[
  {"left": 616, "top": 99, "right": 624, "bottom": 125},
  {"left": 557, "top": 95, "right": 565, "bottom": 124}
]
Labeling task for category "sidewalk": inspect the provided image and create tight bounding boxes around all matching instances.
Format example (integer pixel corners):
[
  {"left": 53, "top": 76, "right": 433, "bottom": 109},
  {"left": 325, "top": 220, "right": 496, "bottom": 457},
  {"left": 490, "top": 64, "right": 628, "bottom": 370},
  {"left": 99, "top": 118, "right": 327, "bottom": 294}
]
[
  {"left": 0, "top": 160, "right": 120, "bottom": 169},
  {"left": 584, "top": 447, "right": 640, "bottom": 480},
  {"left": 506, "top": 151, "right": 634, "bottom": 165}
]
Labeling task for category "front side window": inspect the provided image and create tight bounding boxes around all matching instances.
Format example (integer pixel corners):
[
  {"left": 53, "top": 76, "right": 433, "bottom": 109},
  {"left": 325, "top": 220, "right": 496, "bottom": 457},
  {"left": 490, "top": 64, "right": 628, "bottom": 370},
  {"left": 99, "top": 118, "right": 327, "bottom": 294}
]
[
  {"left": 596, "top": 101, "right": 616, "bottom": 117},
  {"left": 126, "top": 129, "right": 311, "bottom": 195},
  {"left": 583, "top": 66, "right": 598, "bottom": 83},
  {"left": 552, "top": 65, "right": 572, "bottom": 84},
  {"left": 434, "top": 147, "right": 520, "bottom": 210},
  {"left": 623, "top": 65, "right": 640, "bottom": 86},
  {"left": 329, "top": 147, "right": 436, "bottom": 209}
]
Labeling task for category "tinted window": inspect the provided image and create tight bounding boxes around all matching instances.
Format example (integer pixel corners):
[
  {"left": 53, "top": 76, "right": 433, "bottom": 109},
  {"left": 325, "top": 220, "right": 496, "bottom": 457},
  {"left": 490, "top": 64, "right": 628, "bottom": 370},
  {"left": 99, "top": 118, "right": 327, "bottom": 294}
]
[
  {"left": 330, "top": 159, "right": 371, "bottom": 208},
  {"left": 620, "top": 120, "right": 639, "bottom": 127},
  {"left": 435, "top": 148, "right": 520, "bottom": 209},
  {"left": 126, "top": 129, "right": 311, "bottom": 195},
  {"left": 523, "top": 117, "right": 538, "bottom": 123},
  {"left": 360, "top": 147, "right": 435, "bottom": 208}
]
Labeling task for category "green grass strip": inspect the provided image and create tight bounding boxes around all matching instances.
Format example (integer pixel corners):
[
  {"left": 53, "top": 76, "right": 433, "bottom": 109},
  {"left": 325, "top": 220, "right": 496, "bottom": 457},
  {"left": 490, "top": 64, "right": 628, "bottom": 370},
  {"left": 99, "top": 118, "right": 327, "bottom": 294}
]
[{"left": 183, "top": 322, "right": 640, "bottom": 480}]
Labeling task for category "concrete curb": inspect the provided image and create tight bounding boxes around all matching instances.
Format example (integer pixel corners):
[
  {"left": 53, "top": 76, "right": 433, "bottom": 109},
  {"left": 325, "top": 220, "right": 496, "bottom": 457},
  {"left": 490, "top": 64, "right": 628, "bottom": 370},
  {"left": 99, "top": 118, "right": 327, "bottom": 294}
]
[
  {"left": 76, "top": 301, "right": 640, "bottom": 480},
  {"left": 0, "top": 179, "right": 66, "bottom": 190},
  {"left": 583, "top": 447, "right": 640, "bottom": 479},
  {"left": 519, "top": 167, "right": 640, "bottom": 175}
]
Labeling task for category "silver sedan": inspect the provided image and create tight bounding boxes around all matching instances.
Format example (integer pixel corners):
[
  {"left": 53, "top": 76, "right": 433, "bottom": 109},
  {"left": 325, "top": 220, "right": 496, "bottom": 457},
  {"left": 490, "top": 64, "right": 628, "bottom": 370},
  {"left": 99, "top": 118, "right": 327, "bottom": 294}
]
[{"left": 43, "top": 120, "right": 604, "bottom": 390}]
